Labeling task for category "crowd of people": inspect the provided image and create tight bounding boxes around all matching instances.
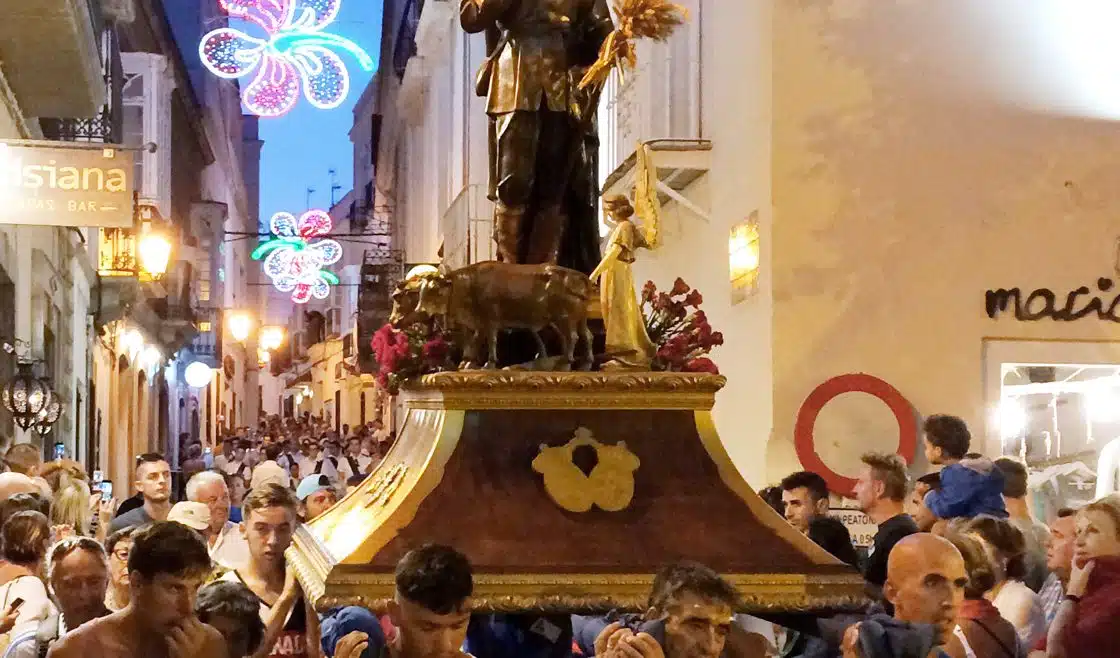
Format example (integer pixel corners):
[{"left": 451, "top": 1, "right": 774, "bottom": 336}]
[
  {"left": 0, "top": 412, "right": 1110, "bottom": 657},
  {"left": 762, "top": 414, "right": 1120, "bottom": 657}
]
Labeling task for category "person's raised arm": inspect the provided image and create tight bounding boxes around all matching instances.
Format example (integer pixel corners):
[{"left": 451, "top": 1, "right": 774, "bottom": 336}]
[{"left": 1047, "top": 561, "right": 1094, "bottom": 658}]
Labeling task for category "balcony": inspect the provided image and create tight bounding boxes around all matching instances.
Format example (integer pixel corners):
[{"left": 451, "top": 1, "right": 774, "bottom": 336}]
[
  {"left": 440, "top": 184, "right": 494, "bottom": 269},
  {"left": 40, "top": 26, "right": 122, "bottom": 143},
  {"left": 601, "top": 139, "right": 712, "bottom": 222},
  {"left": 0, "top": 0, "right": 107, "bottom": 118},
  {"left": 188, "top": 307, "right": 222, "bottom": 368}
]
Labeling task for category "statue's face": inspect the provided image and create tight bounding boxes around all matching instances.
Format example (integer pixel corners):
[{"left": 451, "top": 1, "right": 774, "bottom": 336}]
[
  {"left": 416, "top": 278, "right": 452, "bottom": 317},
  {"left": 390, "top": 285, "right": 424, "bottom": 326}
]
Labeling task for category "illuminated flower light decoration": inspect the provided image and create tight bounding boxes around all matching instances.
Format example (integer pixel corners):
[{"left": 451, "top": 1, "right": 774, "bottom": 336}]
[
  {"left": 252, "top": 209, "right": 343, "bottom": 304},
  {"left": 199, "top": 0, "right": 375, "bottom": 118}
]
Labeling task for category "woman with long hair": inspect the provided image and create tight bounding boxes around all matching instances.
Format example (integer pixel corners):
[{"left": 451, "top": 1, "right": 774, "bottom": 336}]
[{"left": 49, "top": 470, "right": 92, "bottom": 538}]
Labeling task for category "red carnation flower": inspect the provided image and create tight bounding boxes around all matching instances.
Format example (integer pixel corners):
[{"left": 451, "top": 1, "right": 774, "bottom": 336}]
[
  {"left": 641, "top": 281, "right": 657, "bottom": 304},
  {"left": 684, "top": 289, "right": 703, "bottom": 307},
  {"left": 422, "top": 337, "right": 449, "bottom": 363},
  {"left": 671, "top": 277, "right": 689, "bottom": 296},
  {"left": 683, "top": 357, "right": 720, "bottom": 375}
]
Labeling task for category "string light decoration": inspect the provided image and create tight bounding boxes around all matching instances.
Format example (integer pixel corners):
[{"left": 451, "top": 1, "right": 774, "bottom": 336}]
[
  {"left": 199, "top": 0, "right": 375, "bottom": 118},
  {"left": 252, "top": 209, "right": 343, "bottom": 304}
]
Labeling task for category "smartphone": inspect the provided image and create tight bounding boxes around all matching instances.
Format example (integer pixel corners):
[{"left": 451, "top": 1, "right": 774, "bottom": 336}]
[
  {"left": 99, "top": 481, "right": 113, "bottom": 502},
  {"left": 53, "top": 443, "right": 64, "bottom": 460},
  {"left": 8, "top": 598, "right": 24, "bottom": 613}
]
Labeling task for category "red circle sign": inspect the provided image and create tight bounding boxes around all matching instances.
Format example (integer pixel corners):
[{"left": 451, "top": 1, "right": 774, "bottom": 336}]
[{"left": 793, "top": 373, "right": 918, "bottom": 497}]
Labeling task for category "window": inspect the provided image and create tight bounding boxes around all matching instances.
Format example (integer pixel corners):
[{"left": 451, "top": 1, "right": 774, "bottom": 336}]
[
  {"left": 371, "top": 115, "right": 382, "bottom": 168},
  {"left": 122, "top": 105, "right": 144, "bottom": 190}
]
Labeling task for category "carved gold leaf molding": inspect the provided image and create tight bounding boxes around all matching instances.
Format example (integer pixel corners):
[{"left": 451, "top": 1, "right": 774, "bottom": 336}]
[{"left": 403, "top": 371, "right": 726, "bottom": 410}]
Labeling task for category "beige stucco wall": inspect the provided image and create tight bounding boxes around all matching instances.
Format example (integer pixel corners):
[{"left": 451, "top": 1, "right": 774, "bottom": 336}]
[
  {"left": 766, "top": 0, "right": 1120, "bottom": 483},
  {"left": 630, "top": 0, "right": 775, "bottom": 486}
]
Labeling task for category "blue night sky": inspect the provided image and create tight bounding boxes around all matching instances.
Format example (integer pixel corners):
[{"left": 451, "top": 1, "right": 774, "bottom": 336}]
[{"left": 250, "top": 1, "right": 382, "bottom": 224}]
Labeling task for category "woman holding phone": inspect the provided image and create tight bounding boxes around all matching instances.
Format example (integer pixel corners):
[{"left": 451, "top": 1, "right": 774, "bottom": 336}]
[{"left": 0, "top": 512, "right": 54, "bottom": 652}]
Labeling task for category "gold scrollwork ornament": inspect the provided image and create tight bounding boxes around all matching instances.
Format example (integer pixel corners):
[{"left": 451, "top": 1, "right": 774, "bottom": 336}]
[{"left": 531, "top": 427, "right": 640, "bottom": 513}]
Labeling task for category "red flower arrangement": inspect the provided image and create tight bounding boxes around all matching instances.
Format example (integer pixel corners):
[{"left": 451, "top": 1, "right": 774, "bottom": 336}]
[
  {"left": 371, "top": 323, "right": 454, "bottom": 394},
  {"left": 641, "top": 277, "right": 723, "bottom": 374}
]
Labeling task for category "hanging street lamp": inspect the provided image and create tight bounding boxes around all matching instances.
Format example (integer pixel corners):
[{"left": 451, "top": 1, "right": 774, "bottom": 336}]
[
  {"left": 1, "top": 362, "right": 51, "bottom": 431},
  {"left": 33, "top": 391, "right": 62, "bottom": 437}
]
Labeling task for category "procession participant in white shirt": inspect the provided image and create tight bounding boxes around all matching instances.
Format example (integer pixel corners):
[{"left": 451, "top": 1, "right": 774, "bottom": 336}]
[
  {"left": 321, "top": 437, "right": 345, "bottom": 483},
  {"left": 341, "top": 438, "right": 372, "bottom": 478},
  {"left": 251, "top": 444, "right": 293, "bottom": 491},
  {"left": 223, "top": 440, "right": 252, "bottom": 481},
  {"left": 185, "top": 471, "right": 250, "bottom": 571}
]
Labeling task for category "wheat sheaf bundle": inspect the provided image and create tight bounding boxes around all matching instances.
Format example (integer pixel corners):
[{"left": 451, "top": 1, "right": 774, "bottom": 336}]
[{"left": 579, "top": 0, "right": 688, "bottom": 90}]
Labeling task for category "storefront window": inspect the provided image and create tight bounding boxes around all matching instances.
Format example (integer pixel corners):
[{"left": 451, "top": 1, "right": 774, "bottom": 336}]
[{"left": 986, "top": 339, "right": 1120, "bottom": 518}]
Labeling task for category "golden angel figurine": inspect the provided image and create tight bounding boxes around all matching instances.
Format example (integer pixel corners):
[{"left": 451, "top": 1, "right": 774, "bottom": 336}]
[{"left": 590, "top": 196, "right": 656, "bottom": 370}]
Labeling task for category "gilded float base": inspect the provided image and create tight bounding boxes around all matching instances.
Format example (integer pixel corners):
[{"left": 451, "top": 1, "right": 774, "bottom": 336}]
[{"left": 288, "top": 371, "right": 865, "bottom": 614}]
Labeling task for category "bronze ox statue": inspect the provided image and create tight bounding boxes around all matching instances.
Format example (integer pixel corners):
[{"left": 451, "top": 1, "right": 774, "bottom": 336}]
[{"left": 389, "top": 262, "right": 594, "bottom": 370}]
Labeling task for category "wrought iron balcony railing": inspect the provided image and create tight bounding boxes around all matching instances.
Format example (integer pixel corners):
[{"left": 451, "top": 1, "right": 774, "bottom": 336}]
[{"left": 39, "top": 26, "right": 122, "bottom": 144}]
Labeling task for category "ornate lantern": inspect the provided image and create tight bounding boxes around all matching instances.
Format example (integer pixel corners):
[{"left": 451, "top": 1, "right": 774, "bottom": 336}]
[
  {"left": 1, "top": 363, "right": 50, "bottom": 431},
  {"left": 33, "top": 389, "right": 62, "bottom": 437}
]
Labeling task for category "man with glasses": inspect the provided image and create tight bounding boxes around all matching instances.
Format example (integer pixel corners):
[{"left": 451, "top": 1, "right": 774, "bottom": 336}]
[{"left": 108, "top": 454, "right": 172, "bottom": 534}]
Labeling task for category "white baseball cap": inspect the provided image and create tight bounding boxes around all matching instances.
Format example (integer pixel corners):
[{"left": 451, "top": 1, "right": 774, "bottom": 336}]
[{"left": 167, "top": 501, "right": 211, "bottom": 531}]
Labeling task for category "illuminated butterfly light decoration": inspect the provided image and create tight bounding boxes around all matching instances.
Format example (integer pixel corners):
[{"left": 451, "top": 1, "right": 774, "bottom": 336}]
[
  {"left": 252, "top": 210, "right": 343, "bottom": 304},
  {"left": 199, "top": 0, "right": 375, "bottom": 118}
]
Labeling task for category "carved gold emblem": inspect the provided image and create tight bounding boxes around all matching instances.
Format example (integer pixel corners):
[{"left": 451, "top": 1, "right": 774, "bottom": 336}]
[
  {"left": 531, "top": 427, "right": 640, "bottom": 513},
  {"left": 363, "top": 464, "right": 408, "bottom": 509}
]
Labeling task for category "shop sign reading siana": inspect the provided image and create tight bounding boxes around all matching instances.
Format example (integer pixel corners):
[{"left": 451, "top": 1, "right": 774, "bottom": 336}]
[{"left": 0, "top": 141, "right": 135, "bottom": 228}]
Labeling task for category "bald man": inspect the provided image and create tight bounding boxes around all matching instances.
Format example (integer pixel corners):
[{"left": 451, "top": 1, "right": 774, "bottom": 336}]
[
  {"left": 884, "top": 533, "right": 967, "bottom": 643},
  {"left": 839, "top": 534, "right": 966, "bottom": 658}
]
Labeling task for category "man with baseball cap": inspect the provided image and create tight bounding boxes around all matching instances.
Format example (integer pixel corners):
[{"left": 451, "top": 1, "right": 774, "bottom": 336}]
[{"left": 296, "top": 474, "right": 338, "bottom": 522}]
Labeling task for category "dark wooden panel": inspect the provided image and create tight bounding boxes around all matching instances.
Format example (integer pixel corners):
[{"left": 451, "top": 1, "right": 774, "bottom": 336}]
[{"left": 373, "top": 409, "right": 848, "bottom": 575}]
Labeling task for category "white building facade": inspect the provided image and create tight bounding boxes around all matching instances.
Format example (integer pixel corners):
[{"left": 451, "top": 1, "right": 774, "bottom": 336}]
[{"left": 374, "top": 0, "right": 1120, "bottom": 497}]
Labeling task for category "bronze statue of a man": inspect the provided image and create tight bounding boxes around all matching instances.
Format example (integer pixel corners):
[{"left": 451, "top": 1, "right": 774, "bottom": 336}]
[{"left": 460, "top": 0, "right": 614, "bottom": 273}]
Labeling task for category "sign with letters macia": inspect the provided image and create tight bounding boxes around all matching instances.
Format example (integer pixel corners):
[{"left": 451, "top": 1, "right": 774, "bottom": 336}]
[{"left": 0, "top": 141, "right": 134, "bottom": 228}]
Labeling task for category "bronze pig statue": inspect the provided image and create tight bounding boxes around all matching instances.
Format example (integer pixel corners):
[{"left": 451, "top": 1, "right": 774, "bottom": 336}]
[{"left": 394, "top": 262, "right": 594, "bottom": 370}]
